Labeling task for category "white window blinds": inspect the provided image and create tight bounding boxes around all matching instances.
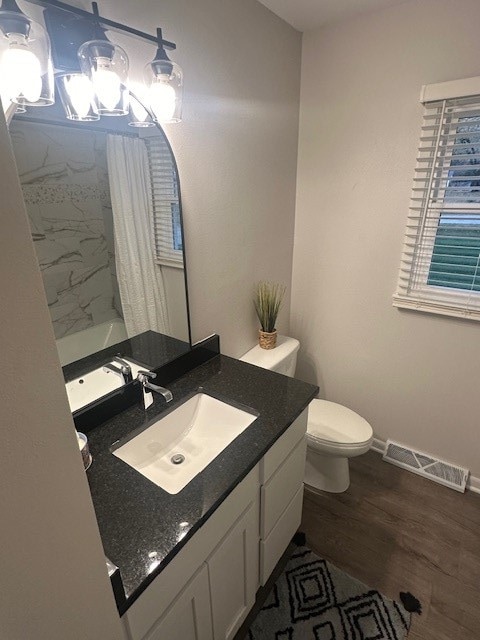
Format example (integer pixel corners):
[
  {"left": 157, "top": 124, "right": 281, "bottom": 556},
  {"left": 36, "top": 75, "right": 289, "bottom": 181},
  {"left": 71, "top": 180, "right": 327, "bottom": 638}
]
[
  {"left": 394, "top": 95, "right": 480, "bottom": 320},
  {"left": 144, "top": 136, "right": 183, "bottom": 267}
]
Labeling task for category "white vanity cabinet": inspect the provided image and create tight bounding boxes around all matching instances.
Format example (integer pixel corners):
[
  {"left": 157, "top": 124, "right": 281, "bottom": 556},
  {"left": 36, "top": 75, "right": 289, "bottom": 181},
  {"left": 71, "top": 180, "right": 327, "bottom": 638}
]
[
  {"left": 123, "top": 466, "right": 260, "bottom": 640},
  {"left": 121, "top": 408, "right": 308, "bottom": 640},
  {"left": 134, "top": 504, "right": 258, "bottom": 640}
]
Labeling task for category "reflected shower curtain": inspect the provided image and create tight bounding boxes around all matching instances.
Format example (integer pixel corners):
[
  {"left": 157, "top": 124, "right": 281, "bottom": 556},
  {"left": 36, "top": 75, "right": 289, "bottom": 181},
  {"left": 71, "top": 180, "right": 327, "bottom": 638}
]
[{"left": 107, "top": 134, "right": 169, "bottom": 337}]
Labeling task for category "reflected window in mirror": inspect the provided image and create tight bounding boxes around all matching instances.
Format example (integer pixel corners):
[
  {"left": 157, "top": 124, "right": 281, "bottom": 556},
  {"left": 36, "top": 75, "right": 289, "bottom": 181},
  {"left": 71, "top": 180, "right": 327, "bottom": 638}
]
[{"left": 145, "top": 137, "right": 183, "bottom": 267}]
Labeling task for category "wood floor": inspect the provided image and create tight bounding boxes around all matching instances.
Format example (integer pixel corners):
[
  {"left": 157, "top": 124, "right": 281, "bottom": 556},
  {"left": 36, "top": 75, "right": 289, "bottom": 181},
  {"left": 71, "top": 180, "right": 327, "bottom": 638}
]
[{"left": 301, "top": 451, "right": 480, "bottom": 640}]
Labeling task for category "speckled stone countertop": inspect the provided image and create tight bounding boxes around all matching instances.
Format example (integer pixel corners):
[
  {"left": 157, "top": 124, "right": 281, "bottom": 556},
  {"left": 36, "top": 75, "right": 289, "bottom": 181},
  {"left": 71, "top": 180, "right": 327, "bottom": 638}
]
[{"left": 86, "top": 354, "right": 318, "bottom": 614}]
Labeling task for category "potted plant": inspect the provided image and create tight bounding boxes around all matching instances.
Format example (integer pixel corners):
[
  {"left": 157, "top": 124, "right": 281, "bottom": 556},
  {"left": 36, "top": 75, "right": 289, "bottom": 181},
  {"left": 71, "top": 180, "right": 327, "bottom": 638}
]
[{"left": 254, "top": 281, "right": 286, "bottom": 349}]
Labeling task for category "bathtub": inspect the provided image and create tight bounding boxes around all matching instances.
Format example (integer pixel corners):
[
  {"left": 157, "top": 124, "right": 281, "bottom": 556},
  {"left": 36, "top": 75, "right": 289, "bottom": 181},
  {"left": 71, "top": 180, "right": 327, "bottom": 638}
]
[{"left": 56, "top": 318, "right": 128, "bottom": 366}]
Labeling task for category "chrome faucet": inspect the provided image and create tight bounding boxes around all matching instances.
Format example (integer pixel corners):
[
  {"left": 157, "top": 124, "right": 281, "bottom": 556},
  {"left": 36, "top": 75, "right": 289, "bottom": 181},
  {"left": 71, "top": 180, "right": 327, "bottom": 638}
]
[
  {"left": 103, "top": 357, "right": 133, "bottom": 384},
  {"left": 137, "top": 370, "right": 173, "bottom": 404}
]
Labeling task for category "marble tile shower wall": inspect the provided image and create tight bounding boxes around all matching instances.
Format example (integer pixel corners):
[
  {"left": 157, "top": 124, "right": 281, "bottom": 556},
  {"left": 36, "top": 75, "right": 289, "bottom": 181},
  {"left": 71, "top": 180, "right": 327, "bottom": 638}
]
[{"left": 10, "top": 122, "right": 122, "bottom": 339}]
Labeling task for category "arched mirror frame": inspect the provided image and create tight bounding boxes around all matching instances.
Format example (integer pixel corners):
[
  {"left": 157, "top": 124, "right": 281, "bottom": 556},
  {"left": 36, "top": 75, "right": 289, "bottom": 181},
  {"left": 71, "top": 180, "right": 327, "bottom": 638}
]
[{"left": 9, "top": 90, "right": 193, "bottom": 402}]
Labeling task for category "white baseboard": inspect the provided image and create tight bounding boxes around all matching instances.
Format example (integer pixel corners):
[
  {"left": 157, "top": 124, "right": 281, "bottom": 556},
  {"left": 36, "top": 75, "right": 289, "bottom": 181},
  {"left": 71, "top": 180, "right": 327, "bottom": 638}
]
[
  {"left": 369, "top": 437, "right": 480, "bottom": 495},
  {"left": 468, "top": 475, "right": 480, "bottom": 494},
  {"left": 370, "top": 438, "right": 386, "bottom": 455}
]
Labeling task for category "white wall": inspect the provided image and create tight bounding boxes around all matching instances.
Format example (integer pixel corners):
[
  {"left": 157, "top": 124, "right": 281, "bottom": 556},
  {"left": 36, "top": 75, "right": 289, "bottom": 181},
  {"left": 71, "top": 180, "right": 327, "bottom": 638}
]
[
  {"left": 0, "top": 110, "right": 123, "bottom": 638},
  {"left": 292, "top": 0, "right": 480, "bottom": 476},
  {"left": 94, "top": 0, "right": 302, "bottom": 357}
]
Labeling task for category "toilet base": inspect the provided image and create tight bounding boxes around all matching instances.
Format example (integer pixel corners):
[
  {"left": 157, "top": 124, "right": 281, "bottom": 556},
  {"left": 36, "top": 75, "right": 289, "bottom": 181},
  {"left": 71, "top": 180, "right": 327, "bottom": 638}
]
[{"left": 305, "top": 448, "right": 350, "bottom": 493}]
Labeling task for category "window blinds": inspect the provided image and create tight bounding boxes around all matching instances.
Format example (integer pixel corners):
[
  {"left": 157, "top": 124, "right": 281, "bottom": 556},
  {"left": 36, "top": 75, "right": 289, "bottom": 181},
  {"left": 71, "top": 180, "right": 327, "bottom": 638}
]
[
  {"left": 144, "top": 136, "right": 183, "bottom": 267},
  {"left": 393, "top": 95, "right": 480, "bottom": 320}
]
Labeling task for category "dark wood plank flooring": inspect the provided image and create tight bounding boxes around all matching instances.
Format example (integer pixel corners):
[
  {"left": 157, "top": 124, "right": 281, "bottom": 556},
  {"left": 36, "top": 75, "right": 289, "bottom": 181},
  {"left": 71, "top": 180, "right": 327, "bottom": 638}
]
[{"left": 301, "top": 451, "right": 480, "bottom": 640}]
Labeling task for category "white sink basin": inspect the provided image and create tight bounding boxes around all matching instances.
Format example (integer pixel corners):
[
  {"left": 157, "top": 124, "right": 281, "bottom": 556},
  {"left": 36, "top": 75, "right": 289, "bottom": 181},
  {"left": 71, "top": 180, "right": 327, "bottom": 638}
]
[
  {"left": 112, "top": 393, "right": 258, "bottom": 494},
  {"left": 66, "top": 359, "right": 148, "bottom": 413}
]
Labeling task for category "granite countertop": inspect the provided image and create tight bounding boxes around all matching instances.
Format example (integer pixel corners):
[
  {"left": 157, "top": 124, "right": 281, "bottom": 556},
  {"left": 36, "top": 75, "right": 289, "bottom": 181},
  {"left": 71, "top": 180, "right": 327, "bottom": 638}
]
[{"left": 86, "top": 354, "right": 318, "bottom": 614}]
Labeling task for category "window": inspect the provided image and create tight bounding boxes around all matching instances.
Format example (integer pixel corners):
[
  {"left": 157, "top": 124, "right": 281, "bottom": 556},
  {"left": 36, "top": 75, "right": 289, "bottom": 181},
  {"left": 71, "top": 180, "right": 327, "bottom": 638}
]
[
  {"left": 145, "top": 136, "right": 183, "bottom": 267},
  {"left": 394, "top": 86, "right": 480, "bottom": 320}
]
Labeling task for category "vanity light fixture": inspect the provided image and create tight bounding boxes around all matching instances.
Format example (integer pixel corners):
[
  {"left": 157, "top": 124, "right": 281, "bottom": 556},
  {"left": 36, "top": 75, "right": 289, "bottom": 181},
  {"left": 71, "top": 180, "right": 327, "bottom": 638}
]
[
  {"left": 1, "top": 0, "right": 183, "bottom": 125},
  {"left": 0, "top": 0, "right": 54, "bottom": 109},
  {"left": 77, "top": 3, "right": 129, "bottom": 116},
  {"left": 144, "top": 28, "right": 183, "bottom": 124},
  {"left": 56, "top": 72, "right": 99, "bottom": 121},
  {"left": 128, "top": 82, "right": 155, "bottom": 128}
]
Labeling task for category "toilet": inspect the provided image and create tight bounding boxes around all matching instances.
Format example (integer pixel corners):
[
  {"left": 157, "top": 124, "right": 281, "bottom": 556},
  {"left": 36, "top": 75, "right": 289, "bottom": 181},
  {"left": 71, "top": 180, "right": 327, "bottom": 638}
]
[{"left": 240, "top": 335, "right": 373, "bottom": 493}]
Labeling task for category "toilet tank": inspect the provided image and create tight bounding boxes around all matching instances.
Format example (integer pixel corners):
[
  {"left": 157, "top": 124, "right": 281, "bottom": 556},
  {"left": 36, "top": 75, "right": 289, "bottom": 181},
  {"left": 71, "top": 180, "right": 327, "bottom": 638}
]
[{"left": 239, "top": 335, "right": 300, "bottom": 377}]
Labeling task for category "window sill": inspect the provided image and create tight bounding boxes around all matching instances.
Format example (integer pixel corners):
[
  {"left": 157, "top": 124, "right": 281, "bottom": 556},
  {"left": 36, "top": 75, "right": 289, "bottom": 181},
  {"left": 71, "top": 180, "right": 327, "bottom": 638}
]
[{"left": 392, "top": 294, "right": 480, "bottom": 321}]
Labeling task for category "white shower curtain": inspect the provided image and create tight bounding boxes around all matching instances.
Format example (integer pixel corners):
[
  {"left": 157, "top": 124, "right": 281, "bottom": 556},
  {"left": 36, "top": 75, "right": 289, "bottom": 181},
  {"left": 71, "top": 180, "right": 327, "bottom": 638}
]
[{"left": 107, "top": 134, "right": 169, "bottom": 337}]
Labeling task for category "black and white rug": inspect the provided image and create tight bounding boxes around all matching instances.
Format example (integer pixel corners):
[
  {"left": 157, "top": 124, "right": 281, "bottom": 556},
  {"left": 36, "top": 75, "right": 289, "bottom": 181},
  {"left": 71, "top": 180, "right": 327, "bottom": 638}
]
[{"left": 248, "top": 547, "right": 411, "bottom": 639}]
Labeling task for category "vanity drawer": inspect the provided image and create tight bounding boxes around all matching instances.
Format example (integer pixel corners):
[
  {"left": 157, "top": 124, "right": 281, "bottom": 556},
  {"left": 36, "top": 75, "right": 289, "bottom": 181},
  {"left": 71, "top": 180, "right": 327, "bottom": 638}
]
[
  {"left": 260, "top": 409, "right": 307, "bottom": 484},
  {"left": 261, "top": 436, "right": 306, "bottom": 539},
  {"left": 259, "top": 485, "right": 304, "bottom": 586}
]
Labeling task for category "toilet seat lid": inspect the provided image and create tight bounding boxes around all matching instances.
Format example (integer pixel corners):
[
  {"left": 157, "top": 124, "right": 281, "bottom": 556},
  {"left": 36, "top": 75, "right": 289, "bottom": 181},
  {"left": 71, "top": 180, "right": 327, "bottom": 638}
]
[{"left": 307, "top": 399, "right": 373, "bottom": 445}]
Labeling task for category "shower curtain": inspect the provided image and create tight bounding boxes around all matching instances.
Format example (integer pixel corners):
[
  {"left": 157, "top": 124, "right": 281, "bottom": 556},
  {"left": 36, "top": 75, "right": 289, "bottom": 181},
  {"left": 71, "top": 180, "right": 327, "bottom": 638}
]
[{"left": 107, "top": 134, "right": 169, "bottom": 337}]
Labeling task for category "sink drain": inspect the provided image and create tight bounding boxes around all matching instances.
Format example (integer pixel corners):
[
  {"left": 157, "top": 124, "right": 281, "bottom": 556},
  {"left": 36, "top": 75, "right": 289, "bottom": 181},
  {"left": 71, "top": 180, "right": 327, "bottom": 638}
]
[{"left": 171, "top": 453, "right": 185, "bottom": 465}]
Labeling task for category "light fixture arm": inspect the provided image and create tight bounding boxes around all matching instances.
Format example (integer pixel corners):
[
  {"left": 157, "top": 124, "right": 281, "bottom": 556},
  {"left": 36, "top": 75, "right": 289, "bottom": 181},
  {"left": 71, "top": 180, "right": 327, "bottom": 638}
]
[
  {"left": 23, "top": 0, "right": 177, "bottom": 51},
  {"left": 154, "top": 28, "right": 171, "bottom": 61},
  {"left": 151, "top": 27, "right": 173, "bottom": 76},
  {"left": 85, "top": 1, "right": 115, "bottom": 60},
  {"left": 90, "top": 1, "right": 107, "bottom": 42}
]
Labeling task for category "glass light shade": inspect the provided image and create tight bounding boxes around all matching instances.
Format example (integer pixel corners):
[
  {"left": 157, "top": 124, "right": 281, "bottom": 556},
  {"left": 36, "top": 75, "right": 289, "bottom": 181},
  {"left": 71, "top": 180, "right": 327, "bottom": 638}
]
[
  {"left": 1, "top": 97, "right": 26, "bottom": 115},
  {"left": 57, "top": 73, "right": 99, "bottom": 121},
  {"left": 144, "top": 57, "right": 183, "bottom": 124},
  {"left": 78, "top": 39, "right": 129, "bottom": 116},
  {"left": 0, "top": 12, "right": 54, "bottom": 107},
  {"left": 128, "top": 82, "right": 154, "bottom": 127}
]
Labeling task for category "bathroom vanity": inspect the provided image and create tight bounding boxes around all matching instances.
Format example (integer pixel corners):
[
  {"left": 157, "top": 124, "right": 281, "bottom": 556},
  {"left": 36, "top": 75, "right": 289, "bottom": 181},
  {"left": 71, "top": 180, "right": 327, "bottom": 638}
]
[{"left": 86, "top": 353, "right": 318, "bottom": 640}]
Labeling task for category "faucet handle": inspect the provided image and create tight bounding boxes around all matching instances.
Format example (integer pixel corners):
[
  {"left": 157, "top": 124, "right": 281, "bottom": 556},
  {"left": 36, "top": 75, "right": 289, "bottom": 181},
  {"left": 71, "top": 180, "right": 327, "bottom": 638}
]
[{"left": 137, "top": 370, "right": 157, "bottom": 382}]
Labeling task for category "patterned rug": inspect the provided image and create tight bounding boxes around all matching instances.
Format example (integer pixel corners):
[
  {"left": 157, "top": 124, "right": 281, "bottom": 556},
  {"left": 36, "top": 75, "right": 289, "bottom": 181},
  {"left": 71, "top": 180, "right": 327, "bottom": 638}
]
[{"left": 248, "top": 547, "right": 411, "bottom": 639}]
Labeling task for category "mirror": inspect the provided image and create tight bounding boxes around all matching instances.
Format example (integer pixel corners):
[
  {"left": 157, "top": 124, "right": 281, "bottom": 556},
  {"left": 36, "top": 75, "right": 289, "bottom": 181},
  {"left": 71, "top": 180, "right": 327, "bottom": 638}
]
[{"left": 9, "top": 94, "right": 191, "bottom": 371}]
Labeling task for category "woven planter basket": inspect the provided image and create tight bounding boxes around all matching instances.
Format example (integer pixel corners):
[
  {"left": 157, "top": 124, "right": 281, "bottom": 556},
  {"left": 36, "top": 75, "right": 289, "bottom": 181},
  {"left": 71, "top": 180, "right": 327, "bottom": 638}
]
[{"left": 258, "top": 329, "right": 277, "bottom": 350}]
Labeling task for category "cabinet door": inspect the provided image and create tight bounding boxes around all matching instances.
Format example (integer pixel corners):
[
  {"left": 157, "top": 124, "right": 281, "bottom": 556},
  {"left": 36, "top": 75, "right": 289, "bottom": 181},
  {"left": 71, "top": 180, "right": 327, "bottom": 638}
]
[
  {"left": 145, "top": 564, "right": 212, "bottom": 640},
  {"left": 207, "top": 501, "right": 259, "bottom": 640}
]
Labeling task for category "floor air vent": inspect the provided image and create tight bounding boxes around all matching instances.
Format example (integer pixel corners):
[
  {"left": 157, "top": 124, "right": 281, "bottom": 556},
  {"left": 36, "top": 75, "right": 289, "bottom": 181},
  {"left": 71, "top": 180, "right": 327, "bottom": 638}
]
[{"left": 383, "top": 440, "right": 469, "bottom": 492}]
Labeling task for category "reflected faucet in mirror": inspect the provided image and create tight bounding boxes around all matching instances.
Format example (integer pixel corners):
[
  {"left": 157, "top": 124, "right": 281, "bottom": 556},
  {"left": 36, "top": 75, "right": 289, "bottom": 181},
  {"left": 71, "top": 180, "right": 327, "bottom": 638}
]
[
  {"left": 103, "top": 356, "right": 133, "bottom": 384},
  {"left": 65, "top": 356, "right": 149, "bottom": 413}
]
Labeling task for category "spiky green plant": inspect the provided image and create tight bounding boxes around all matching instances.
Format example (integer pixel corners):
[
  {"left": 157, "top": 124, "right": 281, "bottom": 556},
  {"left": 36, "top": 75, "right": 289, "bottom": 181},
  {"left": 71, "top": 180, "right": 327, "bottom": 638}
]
[{"left": 254, "top": 281, "right": 286, "bottom": 333}]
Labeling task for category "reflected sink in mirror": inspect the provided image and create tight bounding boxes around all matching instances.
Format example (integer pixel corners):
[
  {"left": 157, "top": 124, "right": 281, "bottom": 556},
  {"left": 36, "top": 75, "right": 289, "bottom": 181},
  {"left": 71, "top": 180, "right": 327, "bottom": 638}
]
[
  {"left": 112, "top": 393, "right": 258, "bottom": 494},
  {"left": 66, "top": 358, "right": 148, "bottom": 413}
]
